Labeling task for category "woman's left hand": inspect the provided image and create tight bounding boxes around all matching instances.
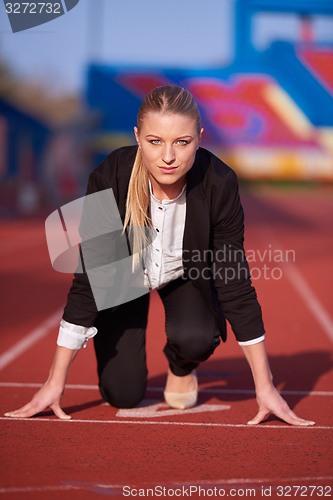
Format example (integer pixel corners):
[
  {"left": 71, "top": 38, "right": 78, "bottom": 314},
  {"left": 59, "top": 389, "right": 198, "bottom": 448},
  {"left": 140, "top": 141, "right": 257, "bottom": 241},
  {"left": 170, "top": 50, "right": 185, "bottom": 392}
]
[
  {"left": 248, "top": 385, "right": 315, "bottom": 426},
  {"left": 240, "top": 342, "right": 315, "bottom": 426}
]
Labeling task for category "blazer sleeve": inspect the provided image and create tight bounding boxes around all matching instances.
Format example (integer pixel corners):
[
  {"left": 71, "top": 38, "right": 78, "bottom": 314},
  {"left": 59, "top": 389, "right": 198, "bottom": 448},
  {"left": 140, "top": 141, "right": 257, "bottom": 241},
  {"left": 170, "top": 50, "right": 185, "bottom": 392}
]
[
  {"left": 212, "top": 169, "right": 265, "bottom": 342},
  {"left": 62, "top": 146, "right": 137, "bottom": 327},
  {"left": 62, "top": 170, "right": 115, "bottom": 327}
]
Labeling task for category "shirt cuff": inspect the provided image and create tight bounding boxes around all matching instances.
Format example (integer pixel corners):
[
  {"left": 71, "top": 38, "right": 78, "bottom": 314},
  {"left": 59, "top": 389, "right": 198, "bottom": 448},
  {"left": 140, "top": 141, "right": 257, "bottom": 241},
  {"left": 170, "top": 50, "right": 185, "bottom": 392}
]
[
  {"left": 57, "top": 320, "right": 98, "bottom": 350},
  {"left": 238, "top": 334, "right": 265, "bottom": 346}
]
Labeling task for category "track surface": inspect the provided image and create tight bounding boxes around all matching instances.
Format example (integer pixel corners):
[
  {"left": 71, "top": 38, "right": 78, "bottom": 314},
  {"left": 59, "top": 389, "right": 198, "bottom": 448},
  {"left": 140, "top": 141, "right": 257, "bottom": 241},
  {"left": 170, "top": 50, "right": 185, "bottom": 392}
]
[{"left": 0, "top": 186, "right": 332, "bottom": 499}]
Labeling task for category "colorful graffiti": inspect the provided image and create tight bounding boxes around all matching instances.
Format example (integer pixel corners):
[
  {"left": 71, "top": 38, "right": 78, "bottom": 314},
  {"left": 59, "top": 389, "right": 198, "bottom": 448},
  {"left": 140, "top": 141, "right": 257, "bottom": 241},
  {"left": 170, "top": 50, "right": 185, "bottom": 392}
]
[
  {"left": 86, "top": 0, "right": 333, "bottom": 180},
  {"left": 298, "top": 46, "right": 333, "bottom": 95}
]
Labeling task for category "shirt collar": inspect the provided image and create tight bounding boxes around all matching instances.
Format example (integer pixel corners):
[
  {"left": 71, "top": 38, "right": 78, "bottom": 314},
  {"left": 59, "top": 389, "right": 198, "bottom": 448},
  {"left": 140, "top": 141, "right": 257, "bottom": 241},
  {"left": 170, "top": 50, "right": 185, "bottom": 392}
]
[{"left": 148, "top": 179, "right": 187, "bottom": 205}]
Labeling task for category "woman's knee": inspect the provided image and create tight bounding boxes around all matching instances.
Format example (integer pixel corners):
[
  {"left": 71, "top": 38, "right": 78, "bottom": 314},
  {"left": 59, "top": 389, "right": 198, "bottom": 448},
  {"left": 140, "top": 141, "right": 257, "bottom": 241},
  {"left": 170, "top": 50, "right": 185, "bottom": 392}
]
[
  {"left": 169, "top": 335, "right": 214, "bottom": 363},
  {"left": 99, "top": 379, "right": 146, "bottom": 408},
  {"left": 99, "top": 367, "right": 147, "bottom": 408}
]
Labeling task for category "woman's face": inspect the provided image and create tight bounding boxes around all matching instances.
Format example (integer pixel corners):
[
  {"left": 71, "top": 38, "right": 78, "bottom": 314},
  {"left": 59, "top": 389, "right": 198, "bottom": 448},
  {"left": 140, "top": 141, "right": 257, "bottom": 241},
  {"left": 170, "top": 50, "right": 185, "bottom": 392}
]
[{"left": 134, "top": 112, "right": 203, "bottom": 199}]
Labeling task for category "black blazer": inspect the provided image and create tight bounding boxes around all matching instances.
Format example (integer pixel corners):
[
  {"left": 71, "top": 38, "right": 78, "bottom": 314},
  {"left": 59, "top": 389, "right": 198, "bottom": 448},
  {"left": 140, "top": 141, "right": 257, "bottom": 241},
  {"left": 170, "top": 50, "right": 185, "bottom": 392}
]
[{"left": 63, "top": 146, "right": 265, "bottom": 343}]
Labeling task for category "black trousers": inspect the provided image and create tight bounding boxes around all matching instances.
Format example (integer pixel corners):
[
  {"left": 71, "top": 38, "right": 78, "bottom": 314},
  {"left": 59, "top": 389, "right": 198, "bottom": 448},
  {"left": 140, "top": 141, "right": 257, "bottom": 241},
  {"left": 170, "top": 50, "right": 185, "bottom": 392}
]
[{"left": 93, "top": 277, "right": 221, "bottom": 408}]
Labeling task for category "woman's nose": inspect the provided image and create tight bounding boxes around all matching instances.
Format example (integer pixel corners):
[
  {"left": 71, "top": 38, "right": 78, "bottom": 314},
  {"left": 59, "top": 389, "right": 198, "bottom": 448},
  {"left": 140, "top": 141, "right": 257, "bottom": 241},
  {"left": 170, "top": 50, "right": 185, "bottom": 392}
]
[{"left": 161, "top": 145, "right": 176, "bottom": 165}]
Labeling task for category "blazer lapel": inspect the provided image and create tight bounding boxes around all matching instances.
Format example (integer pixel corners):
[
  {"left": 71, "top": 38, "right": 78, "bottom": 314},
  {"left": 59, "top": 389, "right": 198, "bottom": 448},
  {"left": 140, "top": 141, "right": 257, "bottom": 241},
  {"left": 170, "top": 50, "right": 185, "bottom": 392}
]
[
  {"left": 183, "top": 154, "right": 211, "bottom": 274},
  {"left": 183, "top": 153, "right": 227, "bottom": 339}
]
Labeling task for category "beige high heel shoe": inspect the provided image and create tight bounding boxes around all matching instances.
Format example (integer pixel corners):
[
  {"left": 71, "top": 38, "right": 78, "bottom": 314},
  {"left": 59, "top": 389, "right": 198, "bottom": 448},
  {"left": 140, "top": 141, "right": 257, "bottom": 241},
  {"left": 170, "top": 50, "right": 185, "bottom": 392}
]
[{"left": 164, "top": 371, "right": 198, "bottom": 410}]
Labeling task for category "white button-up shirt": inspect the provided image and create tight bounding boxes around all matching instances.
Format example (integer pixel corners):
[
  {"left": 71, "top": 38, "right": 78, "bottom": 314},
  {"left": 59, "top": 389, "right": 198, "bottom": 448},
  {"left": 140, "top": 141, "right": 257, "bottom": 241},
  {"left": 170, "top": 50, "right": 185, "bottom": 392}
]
[{"left": 143, "top": 181, "right": 186, "bottom": 290}]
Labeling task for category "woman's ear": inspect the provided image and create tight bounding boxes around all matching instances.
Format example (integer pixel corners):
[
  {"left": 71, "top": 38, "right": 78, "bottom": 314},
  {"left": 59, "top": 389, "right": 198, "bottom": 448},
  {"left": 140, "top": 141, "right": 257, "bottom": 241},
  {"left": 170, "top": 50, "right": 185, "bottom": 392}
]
[
  {"left": 197, "top": 128, "right": 204, "bottom": 149},
  {"left": 134, "top": 127, "right": 141, "bottom": 148}
]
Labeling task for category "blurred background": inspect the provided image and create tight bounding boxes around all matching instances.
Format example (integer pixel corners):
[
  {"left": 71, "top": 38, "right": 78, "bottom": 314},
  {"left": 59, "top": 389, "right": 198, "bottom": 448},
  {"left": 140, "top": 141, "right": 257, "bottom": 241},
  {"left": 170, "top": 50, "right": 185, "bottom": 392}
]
[{"left": 0, "top": 0, "right": 333, "bottom": 216}]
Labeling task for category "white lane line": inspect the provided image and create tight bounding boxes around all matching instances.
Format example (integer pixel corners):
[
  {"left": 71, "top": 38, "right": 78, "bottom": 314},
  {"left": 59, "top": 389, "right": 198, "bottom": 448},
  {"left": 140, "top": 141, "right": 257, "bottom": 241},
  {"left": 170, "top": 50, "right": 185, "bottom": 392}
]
[
  {"left": 283, "top": 262, "right": 333, "bottom": 343},
  {"left": 0, "top": 308, "right": 63, "bottom": 371},
  {"left": 257, "top": 226, "right": 333, "bottom": 344},
  {"left": 0, "top": 477, "right": 332, "bottom": 494},
  {"left": 150, "top": 476, "right": 333, "bottom": 486},
  {"left": 0, "top": 417, "right": 331, "bottom": 429},
  {"left": 1, "top": 477, "right": 332, "bottom": 494},
  {"left": 148, "top": 387, "right": 333, "bottom": 397},
  {"left": 0, "top": 382, "right": 100, "bottom": 389},
  {"left": 0, "top": 485, "right": 82, "bottom": 494},
  {"left": 1, "top": 382, "right": 332, "bottom": 396}
]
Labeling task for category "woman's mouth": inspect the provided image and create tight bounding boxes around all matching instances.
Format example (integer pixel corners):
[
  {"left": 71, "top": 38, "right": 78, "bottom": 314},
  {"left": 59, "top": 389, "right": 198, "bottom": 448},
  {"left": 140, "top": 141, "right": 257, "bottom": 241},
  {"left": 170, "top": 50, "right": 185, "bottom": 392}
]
[{"left": 158, "top": 166, "right": 178, "bottom": 174}]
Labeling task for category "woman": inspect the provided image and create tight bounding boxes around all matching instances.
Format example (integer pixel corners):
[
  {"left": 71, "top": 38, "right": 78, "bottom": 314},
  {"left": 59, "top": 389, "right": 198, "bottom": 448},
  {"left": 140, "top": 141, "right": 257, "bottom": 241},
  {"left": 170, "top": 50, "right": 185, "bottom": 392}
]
[{"left": 5, "top": 85, "right": 314, "bottom": 425}]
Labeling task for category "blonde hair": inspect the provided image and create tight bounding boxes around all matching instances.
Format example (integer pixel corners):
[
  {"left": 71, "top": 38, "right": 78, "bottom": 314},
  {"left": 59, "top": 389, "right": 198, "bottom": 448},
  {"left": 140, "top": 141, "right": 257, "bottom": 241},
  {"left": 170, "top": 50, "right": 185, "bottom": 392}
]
[{"left": 123, "top": 85, "right": 201, "bottom": 269}]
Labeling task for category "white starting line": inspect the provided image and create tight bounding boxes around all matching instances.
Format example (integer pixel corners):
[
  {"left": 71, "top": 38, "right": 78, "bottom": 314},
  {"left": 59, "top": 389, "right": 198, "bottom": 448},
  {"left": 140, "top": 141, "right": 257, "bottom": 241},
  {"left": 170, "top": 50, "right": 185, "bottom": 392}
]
[
  {"left": 0, "top": 382, "right": 332, "bottom": 396},
  {"left": 0, "top": 416, "right": 331, "bottom": 429},
  {"left": 2, "top": 386, "right": 330, "bottom": 428}
]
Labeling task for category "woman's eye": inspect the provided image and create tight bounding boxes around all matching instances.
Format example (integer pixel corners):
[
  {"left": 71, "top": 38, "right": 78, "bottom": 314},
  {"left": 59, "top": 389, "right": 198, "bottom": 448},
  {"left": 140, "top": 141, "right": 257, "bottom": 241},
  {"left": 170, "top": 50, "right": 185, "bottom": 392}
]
[
  {"left": 150, "top": 139, "right": 161, "bottom": 145},
  {"left": 177, "top": 140, "right": 189, "bottom": 145}
]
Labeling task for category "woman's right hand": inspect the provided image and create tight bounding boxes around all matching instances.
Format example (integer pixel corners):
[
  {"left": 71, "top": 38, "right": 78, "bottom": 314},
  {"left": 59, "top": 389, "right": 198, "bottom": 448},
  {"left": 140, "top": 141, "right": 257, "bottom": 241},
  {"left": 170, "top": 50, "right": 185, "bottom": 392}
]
[
  {"left": 4, "top": 345, "right": 78, "bottom": 420},
  {"left": 4, "top": 379, "right": 71, "bottom": 420}
]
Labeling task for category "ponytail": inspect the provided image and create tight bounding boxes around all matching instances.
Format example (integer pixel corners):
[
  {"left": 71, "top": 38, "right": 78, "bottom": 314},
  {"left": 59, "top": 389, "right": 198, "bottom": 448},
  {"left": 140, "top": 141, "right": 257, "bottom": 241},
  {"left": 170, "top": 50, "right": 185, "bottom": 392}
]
[{"left": 123, "top": 147, "right": 151, "bottom": 270}]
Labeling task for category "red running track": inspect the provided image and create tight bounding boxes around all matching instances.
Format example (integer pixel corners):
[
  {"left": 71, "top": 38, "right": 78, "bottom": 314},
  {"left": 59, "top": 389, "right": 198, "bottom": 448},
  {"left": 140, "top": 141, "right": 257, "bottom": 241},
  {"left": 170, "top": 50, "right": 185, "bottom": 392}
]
[{"left": 0, "top": 186, "right": 332, "bottom": 499}]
